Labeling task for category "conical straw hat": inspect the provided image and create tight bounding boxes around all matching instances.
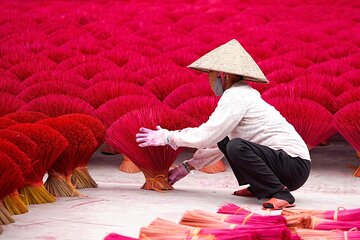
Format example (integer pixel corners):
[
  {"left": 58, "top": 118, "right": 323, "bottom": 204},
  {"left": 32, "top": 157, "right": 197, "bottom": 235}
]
[{"left": 188, "top": 39, "right": 268, "bottom": 83}]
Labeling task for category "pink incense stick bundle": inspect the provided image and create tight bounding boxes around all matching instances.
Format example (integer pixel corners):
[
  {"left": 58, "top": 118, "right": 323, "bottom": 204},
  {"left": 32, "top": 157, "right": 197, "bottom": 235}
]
[
  {"left": 57, "top": 55, "right": 109, "bottom": 70},
  {"left": 57, "top": 113, "right": 106, "bottom": 188},
  {"left": 282, "top": 207, "right": 360, "bottom": 222},
  {"left": 95, "top": 95, "right": 163, "bottom": 173},
  {"left": 4, "top": 111, "right": 49, "bottom": 123},
  {"left": 308, "top": 61, "right": 352, "bottom": 78},
  {"left": 141, "top": 218, "right": 259, "bottom": 240},
  {"left": 266, "top": 67, "right": 304, "bottom": 85},
  {"left": 70, "top": 61, "right": 118, "bottom": 80},
  {"left": 163, "top": 49, "right": 200, "bottom": 67},
  {"left": 143, "top": 71, "right": 195, "bottom": 101},
  {"left": 0, "top": 92, "right": 24, "bottom": 117},
  {"left": 0, "top": 52, "right": 36, "bottom": 71},
  {"left": 247, "top": 80, "right": 277, "bottom": 94},
  {"left": 136, "top": 62, "right": 180, "bottom": 80},
  {"left": 0, "top": 77, "right": 25, "bottom": 95},
  {"left": 257, "top": 59, "right": 293, "bottom": 76},
  {"left": 176, "top": 96, "right": 226, "bottom": 173},
  {"left": 45, "top": 47, "right": 77, "bottom": 64},
  {"left": 262, "top": 82, "right": 337, "bottom": 113},
  {"left": 8, "top": 123, "right": 68, "bottom": 204},
  {"left": 39, "top": 118, "right": 98, "bottom": 196},
  {"left": 342, "top": 69, "right": 360, "bottom": 87},
  {"left": 106, "top": 107, "right": 195, "bottom": 191},
  {"left": 163, "top": 79, "right": 214, "bottom": 109},
  {"left": 90, "top": 68, "right": 148, "bottom": 86},
  {"left": 266, "top": 97, "right": 335, "bottom": 150},
  {"left": 100, "top": 49, "right": 134, "bottom": 68},
  {"left": 217, "top": 203, "right": 259, "bottom": 216},
  {"left": 293, "top": 73, "right": 353, "bottom": 97},
  {"left": 104, "top": 233, "right": 138, "bottom": 240},
  {"left": 9, "top": 59, "right": 56, "bottom": 81},
  {"left": 95, "top": 95, "right": 162, "bottom": 128},
  {"left": 333, "top": 101, "right": 360, "bottom": 176},
  {"left": 306, "top": 217, "right": 360, "bottom": 231},
  {"left": 83, "top": 81, "right": 154, "bottom": 109},
  {"left": 22, "top": 70, "right": 89, "bottom": 89},
  {"left": 0, "top": 152, "right": 23, "bottom": 225},
  {"left": 179, "top": 212, "right": 292, "bottom": 239},
  {"left": 17, "top": 81, "right": 84, "bottom": 103},
  {"left": 278, "top": 52, "right": 313, "bottom": 68},
  {"left": 295, "top": 228, "right": 360, "bottom": 240},
  {"left": 20, "top": 94, "right": 94, "bottom": 117},
  {"left": 335, "top": 87, "right": 360, "bottom": 112},
  {"left": 181, "top": 210, "right": 287, "bottom": 226}
]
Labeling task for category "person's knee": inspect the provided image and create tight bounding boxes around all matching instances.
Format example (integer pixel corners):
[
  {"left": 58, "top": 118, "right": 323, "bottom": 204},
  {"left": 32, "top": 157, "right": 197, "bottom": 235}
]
[{"left": 226, "top": 138, "right": 250, "bottom": 159}]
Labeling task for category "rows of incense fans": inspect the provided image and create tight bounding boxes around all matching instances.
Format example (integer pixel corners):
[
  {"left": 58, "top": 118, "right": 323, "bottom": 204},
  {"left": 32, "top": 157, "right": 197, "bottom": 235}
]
[
  {"left": 105, "top": 203, "right": 360, "bottom": 239},
  {"left": 0, "top": 0, "right": 359, "bottom": 235}
]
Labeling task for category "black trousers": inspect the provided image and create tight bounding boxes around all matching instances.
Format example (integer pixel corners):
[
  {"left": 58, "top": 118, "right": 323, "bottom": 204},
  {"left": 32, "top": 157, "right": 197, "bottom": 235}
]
[{"left": 217, "top": 137, "right": 311, "bottom": 199}]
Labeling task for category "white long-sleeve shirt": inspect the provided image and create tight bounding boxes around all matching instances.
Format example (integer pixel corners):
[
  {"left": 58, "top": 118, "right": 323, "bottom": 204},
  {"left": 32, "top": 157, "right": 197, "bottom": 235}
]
[{"left": 170, "top": 81, "right": 311, "bottom": 170}]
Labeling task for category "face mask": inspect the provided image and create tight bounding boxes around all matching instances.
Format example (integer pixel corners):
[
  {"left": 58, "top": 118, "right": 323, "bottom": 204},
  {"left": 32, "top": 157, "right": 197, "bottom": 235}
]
[{"left": 213, "top": 76, "right": 224, "bottom": 96}]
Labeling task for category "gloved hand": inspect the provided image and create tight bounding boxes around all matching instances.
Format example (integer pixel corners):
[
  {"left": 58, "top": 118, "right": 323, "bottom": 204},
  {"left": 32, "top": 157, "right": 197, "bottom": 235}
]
[
  {"left": 168, "top": 163, "right": 190, "bottom": 185},
  {"left": 136, "top": 125, "right": 170, "bottom": 147}
]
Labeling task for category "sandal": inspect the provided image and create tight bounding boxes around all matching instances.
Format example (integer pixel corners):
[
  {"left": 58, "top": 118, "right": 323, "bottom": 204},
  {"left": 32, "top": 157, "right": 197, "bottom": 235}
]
[
  {"left": 233, "top": 187, "right": 255, "bottom": 197},
  {"left": 262, "top": 198, "right": 295, "bottom": 210}
]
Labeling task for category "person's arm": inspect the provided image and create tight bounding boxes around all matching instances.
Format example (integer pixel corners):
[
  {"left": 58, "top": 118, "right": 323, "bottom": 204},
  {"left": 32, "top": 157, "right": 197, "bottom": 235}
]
[
  {"left": 168, "top": 146, "right": 224, "bottom": 185},
  {"left": 136, "top": 89, "right": 246, "bottom": 149},
  {"left": 184, "top": 147, "right": 224, "bottom": 170},
  {"left": 169, "top": 91, "right": 245, "bottom": 149}
]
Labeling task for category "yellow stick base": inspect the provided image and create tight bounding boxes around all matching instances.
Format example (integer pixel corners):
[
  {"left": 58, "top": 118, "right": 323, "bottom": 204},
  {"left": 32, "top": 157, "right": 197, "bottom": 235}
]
[
  {"left": 19, "top": 185, "right": 56, "bottom": 205},
  {"left": 3, "top": 190, "right": 28, "bottom": 215},
  {"left": 71, "top": 167, "right": 98, "bottom": 189}
]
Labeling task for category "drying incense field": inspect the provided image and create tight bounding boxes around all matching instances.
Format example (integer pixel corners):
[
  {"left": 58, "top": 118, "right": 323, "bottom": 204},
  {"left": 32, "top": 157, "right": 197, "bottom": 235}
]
[{"left": 0, "top": 0, "right": 359, "bottom": 239}]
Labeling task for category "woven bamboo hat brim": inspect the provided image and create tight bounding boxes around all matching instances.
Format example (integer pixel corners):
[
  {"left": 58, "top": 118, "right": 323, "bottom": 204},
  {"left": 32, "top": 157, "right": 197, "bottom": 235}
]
[{"left": 188, "top": 39, "right": 268, "bottom": 84}]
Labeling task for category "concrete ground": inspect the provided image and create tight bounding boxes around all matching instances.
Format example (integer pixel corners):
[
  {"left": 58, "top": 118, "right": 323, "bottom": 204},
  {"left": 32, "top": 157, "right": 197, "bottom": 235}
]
[{"left": 2, "top": 135, "right": 360, "bottom": 240}]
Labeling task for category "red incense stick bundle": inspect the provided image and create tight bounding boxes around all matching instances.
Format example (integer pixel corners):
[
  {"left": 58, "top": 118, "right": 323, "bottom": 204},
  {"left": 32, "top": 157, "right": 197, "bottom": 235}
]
[
  {"left": 57, "top": 114, "right": 106, "bottom": 188},
  {"left": 334, "top": 101, "right": 360, "bottom": 176},
  {"left": 20, "top": 94, "right": 94, "bottom": 117},
  {"left": 39, "top": 118, "right": 98, "bottom": 196},
  {"left": 17, "top": 81, "right": 84, "bottom": 103},
  {"left": 95, "top": 95, "right": 162, "bottom": 173},
  {"left": 0, "top": 92, "right": 24, "bottom": 117},
  {"left": 4, "top": 111, "right": 49, "bottom": 123},
  {"left": 163, "top": 80, "right": 214, "bottom": 109},
  {"left": 266, "top": 97, "right": 335, "bottom": 149},
  {"left": 83, "top": 81, "right": 154, "bottom": 109},
  {"left": 0, "top": 152, "right": 23, "bottom": 224},
  {"left": 0, "top": 139, "right": 32, "bottom": 215},
  {"left": 0, "top": 118, "right": 17, "bottom": 129},
  {"left": 8, "top": 123, "right": 68, "bottom": 204},
  {"left": 22, "top": 70, "right": 89, "bottom": 89},
  {"left": 106, "top": 107, "right": 195, "bottom": 191}
]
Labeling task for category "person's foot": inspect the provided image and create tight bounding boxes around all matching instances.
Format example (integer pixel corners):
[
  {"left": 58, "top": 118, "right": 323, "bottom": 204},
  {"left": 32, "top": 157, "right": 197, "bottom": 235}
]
[
  {"left": 262, "top": 198, "right": 295, "bottom": 210},
  {"left": 233, "top": 187, "right": 255, "bottom": 197},
  {"left": 262, "top": 187, "right": 295, "bottom": 210}
]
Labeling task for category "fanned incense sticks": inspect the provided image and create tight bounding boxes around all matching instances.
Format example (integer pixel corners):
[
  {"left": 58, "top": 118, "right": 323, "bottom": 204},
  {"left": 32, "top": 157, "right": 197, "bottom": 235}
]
[
  {"left": 106, "top": 107, "right": 195, "bottom": 191},
  {"left": 4, "top": 111, "right": 49, "bottom": 123},
  {"left": 8, "top": 123, "right": 68, "bottom": 204},
  {"left": 39, "top": 118, "right": 97, "bottom": 196},
  {"left": 20, "top": 94, "right": 94, "bottom": 117},
  {"left": 57, "top": 114, "right": 106, "bottom": 188}
]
